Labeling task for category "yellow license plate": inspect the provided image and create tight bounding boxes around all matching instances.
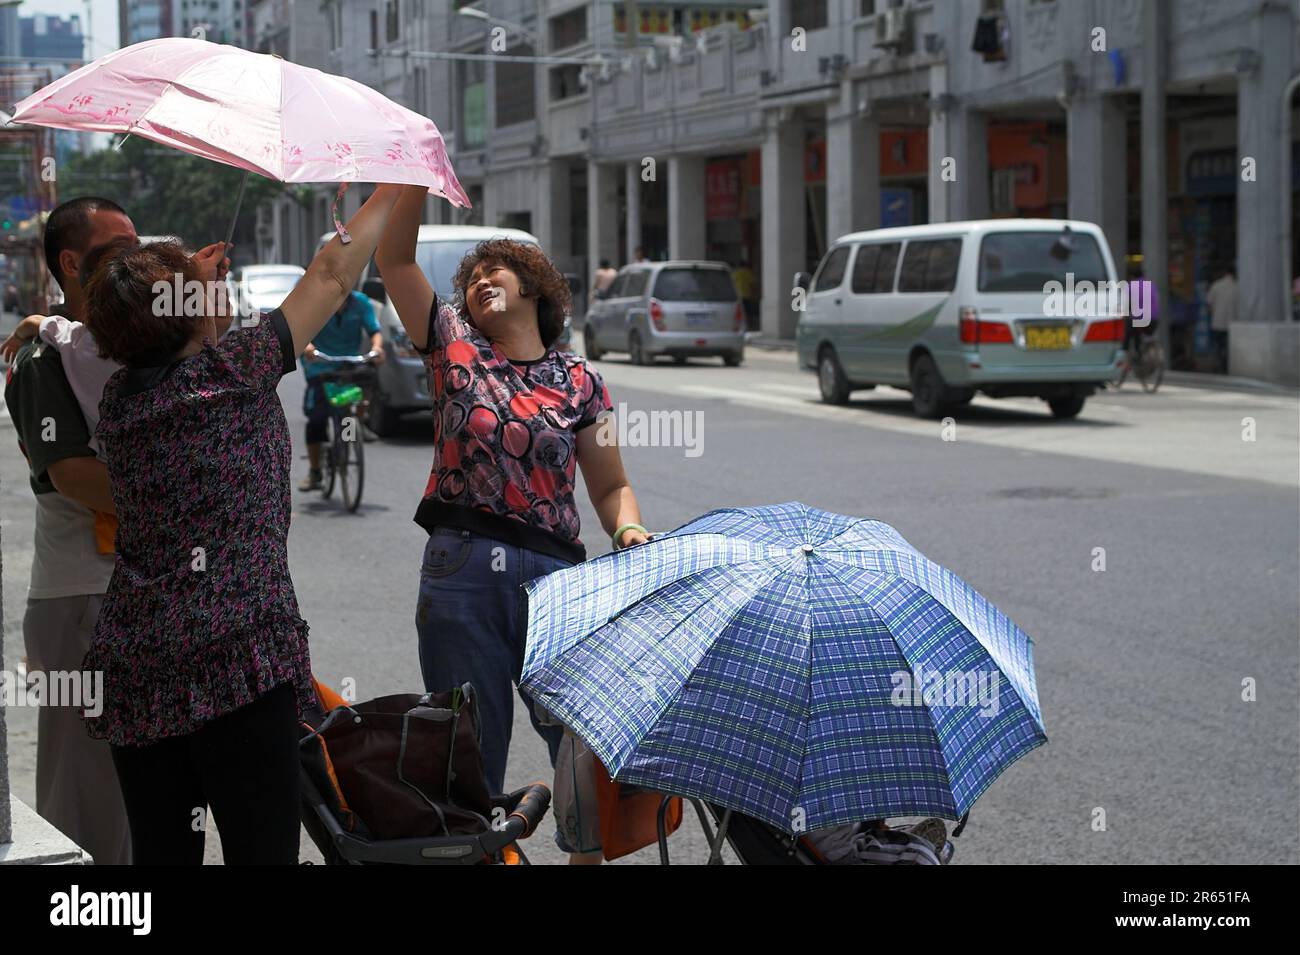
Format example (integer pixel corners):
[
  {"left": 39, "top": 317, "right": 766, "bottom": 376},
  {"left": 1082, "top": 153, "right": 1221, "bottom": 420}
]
[{"left": 1025, "top": 326, "right": 1071, "bottom": 350}]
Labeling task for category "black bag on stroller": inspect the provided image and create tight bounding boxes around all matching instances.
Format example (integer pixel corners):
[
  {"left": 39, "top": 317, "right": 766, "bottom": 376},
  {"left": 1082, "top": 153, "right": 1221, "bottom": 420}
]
[{"left": 300, "top": 679, "right": 550, "bottom": 865}]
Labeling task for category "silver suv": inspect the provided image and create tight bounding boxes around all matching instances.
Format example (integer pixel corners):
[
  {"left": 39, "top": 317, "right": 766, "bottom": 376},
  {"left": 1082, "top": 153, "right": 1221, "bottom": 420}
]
[{"left": 583, "top": 260, "right": 745, "bottom": 366}]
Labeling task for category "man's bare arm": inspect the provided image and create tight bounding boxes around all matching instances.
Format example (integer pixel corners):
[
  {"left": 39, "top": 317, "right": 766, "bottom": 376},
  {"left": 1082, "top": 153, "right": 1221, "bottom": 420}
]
[{"left": 47, "top": 456, "right": 117, "bottom": 515}]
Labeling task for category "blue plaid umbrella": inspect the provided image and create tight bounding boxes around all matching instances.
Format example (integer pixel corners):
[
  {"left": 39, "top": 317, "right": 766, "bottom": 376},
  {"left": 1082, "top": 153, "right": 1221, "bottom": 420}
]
[{"left": 520, "top": 502, "right": 1047, "bottom": 834}]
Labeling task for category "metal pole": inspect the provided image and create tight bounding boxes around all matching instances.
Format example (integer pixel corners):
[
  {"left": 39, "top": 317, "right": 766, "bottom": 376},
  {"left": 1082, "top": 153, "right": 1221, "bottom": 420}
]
[
  {"left": 1141, "top": 0, "right": 1169, "bottom": 361},
  {"left": 223, "top": 169, "right": 249, "bottom": 258}
]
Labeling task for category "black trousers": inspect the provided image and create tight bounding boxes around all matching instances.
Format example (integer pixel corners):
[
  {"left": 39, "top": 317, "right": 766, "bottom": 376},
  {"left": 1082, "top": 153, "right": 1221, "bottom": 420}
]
[
  {"left": 110, "top": 683, "right": 301, "bottom": 865},
  {"left": 304, "top": 379, "right": 331, "bottom": 445}
]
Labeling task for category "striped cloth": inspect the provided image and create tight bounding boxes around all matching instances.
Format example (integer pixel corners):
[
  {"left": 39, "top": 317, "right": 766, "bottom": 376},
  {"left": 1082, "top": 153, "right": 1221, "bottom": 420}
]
[{"left": 520, "top": 502, "right": 1047, "bottom": 833}]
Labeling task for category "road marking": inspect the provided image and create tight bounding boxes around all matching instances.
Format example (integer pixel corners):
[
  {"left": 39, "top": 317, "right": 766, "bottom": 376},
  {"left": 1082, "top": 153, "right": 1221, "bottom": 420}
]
[{"left": 678, "top": 384, "right": 1298, "bottom": 488}]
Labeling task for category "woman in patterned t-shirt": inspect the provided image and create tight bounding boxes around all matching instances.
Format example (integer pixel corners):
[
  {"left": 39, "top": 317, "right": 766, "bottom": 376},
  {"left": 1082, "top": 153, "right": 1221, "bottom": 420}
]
[
  {"left": 376, "top": 184, "right": 649, "bottom": 863},
  {"left": 81, "top": 185, "right": 404, "bottom": 865}
]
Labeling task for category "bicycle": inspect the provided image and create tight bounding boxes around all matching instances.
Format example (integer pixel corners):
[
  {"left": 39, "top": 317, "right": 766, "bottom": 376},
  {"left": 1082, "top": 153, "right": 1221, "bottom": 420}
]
[
  {"left": 1114, "top": 323, "right": 1165, "bottom": 393},
  {"left": 310, "top": 350, "right": 379, "bottom": 513}
]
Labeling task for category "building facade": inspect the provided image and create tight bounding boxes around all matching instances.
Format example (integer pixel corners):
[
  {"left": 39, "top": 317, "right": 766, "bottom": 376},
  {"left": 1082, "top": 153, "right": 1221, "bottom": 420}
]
[{"left": 258, "top": 0, "right": 1300, "bottom": 383}]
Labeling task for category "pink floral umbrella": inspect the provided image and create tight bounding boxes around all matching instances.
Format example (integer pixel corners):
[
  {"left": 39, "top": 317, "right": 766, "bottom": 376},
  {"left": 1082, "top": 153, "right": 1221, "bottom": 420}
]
[{"left": 10, "top": 37, "right": 470, "bottom": 244}]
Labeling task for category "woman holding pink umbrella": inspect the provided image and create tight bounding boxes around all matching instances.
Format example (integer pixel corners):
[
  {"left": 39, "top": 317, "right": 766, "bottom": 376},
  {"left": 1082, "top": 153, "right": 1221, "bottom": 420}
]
[
  {"left": 80, "top": 185, "right": 403, "bottom": 865},
  {"left": 376, "top": 184, "right": 650, "bottom": 863}
]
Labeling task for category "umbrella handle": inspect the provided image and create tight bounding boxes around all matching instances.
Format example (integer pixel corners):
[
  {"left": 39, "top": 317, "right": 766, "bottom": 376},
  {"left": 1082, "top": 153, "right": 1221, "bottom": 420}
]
[
  {"left": 330, "top": 182, "right": 352, "bottom": 245},
  {"left": 222, "top": 169, "right": 249, "bottom": 257}
]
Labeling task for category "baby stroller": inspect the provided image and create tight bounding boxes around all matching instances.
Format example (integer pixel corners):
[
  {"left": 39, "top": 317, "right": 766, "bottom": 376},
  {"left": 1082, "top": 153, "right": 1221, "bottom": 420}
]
[
  {"left": 655, "top": 797, "right": 963, "bottom": 865},
  {"left": 300, "top": 678, "right": 551, "bottom": 865}
]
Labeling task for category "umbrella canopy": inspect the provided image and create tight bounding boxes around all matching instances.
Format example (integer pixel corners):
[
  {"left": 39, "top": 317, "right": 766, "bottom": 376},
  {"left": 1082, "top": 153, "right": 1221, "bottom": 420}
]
[
  {"left": 9, "top": 37, "right": 469, "bottom": 205},
  {"left": 521, "top": 502, "right": 1047, "bottom": 834}
]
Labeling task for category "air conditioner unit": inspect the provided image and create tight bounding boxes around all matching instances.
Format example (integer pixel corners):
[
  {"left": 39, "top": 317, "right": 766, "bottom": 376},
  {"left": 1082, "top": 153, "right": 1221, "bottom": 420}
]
[{"left": 873, "top": 8, "right": 909, "bottom": 51}]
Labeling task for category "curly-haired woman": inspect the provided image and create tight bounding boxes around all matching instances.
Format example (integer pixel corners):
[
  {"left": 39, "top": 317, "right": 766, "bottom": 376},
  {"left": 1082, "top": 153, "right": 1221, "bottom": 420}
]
[
  {"left": 376, "top": 185, "right": 648, "bottom": 863},
  {"left": 81, "top": 185, "right": 403, "bottom": 864}
]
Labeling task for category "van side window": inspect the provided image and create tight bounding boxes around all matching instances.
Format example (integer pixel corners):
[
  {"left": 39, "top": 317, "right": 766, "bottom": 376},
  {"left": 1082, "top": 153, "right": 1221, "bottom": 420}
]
[
  {"left": 873, "top": 243, "right": 901, "bottom": 293},
  {"left": 625, "top": 271, "right": 649, "bottom": 297},
  {"left": 850, "top": 245, "right": 880, "bottom": 294},
  {"left": 607, "top": 274, "right": 627, "bottom": 297},
  {"left": 898, "top": 242, "right": 930, "bottom": 292},
  {"left": 813, "top": 246, "right": 851, "bottom": 292},
  {"left": 898, "top": 239, "right": 961, "bottom": 293},
  {"left": 925, "top": 239, "right": 962, "bottom": 291}
]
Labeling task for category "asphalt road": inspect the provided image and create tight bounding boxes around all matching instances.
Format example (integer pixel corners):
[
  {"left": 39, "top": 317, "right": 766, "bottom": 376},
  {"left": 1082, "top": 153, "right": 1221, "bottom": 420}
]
[{"left": 2, "top": 319, "right": 1297, "bottom": 865}]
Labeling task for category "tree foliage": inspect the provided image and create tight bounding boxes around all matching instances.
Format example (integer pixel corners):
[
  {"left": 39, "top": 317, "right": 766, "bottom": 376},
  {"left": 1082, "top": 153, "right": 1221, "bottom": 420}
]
[{"left": 56, "top": 137, "right": 304, "bottom": 257}]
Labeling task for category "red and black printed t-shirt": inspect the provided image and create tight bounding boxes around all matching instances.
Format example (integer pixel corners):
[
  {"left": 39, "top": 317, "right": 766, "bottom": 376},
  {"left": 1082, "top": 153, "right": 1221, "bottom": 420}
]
[{"left": 413, "top": 294, "right": 613, "bottom": 563}]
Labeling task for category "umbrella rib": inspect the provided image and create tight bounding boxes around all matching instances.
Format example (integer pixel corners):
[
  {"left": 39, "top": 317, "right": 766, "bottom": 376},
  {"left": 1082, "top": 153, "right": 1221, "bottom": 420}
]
[
  {"left": 813, "top": 556, "right": 960, "bottom": 812},
  {"left": 544, "top": 557, "right": 796, "bottom": 774},
  {"left": 819, "top": 545, "right": 1040, "bottom": 720}
]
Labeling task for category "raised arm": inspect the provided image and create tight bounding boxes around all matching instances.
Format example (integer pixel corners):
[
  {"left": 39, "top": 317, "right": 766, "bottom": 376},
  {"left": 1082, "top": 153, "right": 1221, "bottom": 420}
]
[
  {"left": 280, "top": 184, "right": 403, "bottom": 356},
  {"left": 374, "top": 184, "right": 434, "bottom": 352}
]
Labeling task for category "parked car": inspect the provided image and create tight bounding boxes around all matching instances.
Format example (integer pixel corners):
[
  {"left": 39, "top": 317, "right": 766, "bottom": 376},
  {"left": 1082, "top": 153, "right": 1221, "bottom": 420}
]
[
  {"left": 228, "top": 263, "right": 305, "bottom": 319},
  {"left": 317, "top": 224, "right": 541, "bottom": 435},
  {"left": 795, "top": 219, "right": 1126, "bottom": 419},
  {"left": 583, "top": 260, "right": 745, "bottom": 366}
]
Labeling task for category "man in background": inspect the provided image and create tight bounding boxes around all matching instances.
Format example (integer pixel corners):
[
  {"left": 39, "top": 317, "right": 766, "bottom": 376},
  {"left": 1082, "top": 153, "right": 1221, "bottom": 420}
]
[
  {"left": 2, "top": 196, "right": 139, "bottom": 864},
  {"left": 1205, "top": 263, "right": 1237, "bottom": 374}
]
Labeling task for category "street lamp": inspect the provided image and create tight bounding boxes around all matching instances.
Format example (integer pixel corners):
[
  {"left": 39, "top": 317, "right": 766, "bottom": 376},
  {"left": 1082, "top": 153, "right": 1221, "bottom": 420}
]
[{"left": 457, "top": 5, "right": 538, "bottom": 46}]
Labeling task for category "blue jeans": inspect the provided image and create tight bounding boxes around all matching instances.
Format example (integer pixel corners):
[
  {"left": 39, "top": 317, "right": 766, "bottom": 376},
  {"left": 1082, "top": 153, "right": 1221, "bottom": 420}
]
[{"left": 415, "top": 526, "right": 570, "bottom": 800}]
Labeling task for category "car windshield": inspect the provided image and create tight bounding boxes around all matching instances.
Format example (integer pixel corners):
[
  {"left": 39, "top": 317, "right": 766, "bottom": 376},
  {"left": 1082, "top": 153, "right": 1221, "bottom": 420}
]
[
  {"left": 653, "top": 268, "right": 736, "bottom": 302},
  {"left": 415, "top": 239, "right": 538, "bottom": 299},
  {"left": 243, "top": 272, "right": 301, "bottom": 295},
  {"left": 978, "top": 231, "right": 1108, "bottom": 292}
]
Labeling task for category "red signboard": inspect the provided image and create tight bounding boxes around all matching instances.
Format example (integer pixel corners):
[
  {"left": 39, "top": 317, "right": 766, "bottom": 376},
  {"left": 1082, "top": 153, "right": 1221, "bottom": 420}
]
[
  {"left": 706, "top": 159, "right": 742, "bottom": 220},
  {"left": 805, "top": 139, "right": 826, "bottom": 183}
]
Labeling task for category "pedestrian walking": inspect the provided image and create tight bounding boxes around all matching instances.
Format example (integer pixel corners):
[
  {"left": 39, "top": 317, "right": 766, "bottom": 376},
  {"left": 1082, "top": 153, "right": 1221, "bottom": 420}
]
[{"left": 1205, "top": 263, "right": 1237, "bottom": 374}]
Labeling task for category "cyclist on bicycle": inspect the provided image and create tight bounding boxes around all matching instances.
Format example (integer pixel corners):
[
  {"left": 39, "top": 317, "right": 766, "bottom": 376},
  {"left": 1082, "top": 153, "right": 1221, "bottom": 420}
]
[
  {"left": 298, "top": 289, "right": 384, "bottom": 491},
  {"left": 1124, "top": 270, "right": 1158, "bottom": 355}
]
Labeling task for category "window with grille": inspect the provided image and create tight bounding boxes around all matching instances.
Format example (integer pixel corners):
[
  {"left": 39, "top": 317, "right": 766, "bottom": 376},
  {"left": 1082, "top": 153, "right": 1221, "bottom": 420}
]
[
  {"left": 549, "top": 7, "right": 587, "bottom": 50},
  {"left": 495, "top": 44, "right": 536, "bottom": 127},
  {"left": 790, "top": 0, "right": 828, "bottom": 30}
]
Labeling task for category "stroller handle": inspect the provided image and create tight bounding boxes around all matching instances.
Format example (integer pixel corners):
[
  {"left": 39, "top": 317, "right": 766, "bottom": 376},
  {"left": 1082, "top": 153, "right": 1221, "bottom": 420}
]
[{"left": 504, "top": 782, "right": 552, "bottom": 840}]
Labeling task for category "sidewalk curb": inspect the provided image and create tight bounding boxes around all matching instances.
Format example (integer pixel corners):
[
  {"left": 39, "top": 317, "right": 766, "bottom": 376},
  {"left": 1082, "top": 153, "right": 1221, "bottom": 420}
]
[{"left": 741, "top": 335, "right": 1298, "bottom": 395}]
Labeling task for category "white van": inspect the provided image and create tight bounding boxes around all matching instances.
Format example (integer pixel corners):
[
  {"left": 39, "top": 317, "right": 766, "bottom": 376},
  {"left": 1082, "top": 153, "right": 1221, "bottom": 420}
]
[{"left": 795, "top": 219, "right": 1127, "bottom": 418}]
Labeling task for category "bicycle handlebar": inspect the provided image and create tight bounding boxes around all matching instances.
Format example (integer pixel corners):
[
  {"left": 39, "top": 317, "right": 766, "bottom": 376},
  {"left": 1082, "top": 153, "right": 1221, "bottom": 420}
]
[{"left": 309, "top": 350, "right": 379, "bottom": 365}]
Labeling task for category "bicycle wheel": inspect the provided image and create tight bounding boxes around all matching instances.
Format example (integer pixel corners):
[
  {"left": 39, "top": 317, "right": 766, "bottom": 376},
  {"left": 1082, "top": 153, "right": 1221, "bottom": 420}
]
[
  {"left": 1138, "top": 340, "right": 1164, "bottom": 393},
  {"left": 339, "top": 409, "right": 365, "bottom": 512},
  {"left": 321, "top": 412, "right": 338, "bottom": 499},
  {"left": 1115, "top": 346, "right": 1132, "bottom": 388}
]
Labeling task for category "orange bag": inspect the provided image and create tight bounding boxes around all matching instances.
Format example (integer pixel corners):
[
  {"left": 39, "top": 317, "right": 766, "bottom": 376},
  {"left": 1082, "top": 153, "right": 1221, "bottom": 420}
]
[
  {"left": 93, "top": 511, "right": 117, "bottom": 555},
  {"left": 594, "top": 759, "right": 683, "bottom": 861}
]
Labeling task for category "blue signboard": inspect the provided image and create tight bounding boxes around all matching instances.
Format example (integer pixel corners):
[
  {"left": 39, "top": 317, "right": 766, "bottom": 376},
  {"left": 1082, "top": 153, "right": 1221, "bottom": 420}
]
[{"left": 881, "top": 188, "right": 913, "bottom": 227}]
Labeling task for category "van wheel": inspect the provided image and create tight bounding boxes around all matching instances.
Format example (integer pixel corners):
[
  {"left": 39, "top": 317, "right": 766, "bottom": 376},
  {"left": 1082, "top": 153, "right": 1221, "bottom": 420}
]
[
  {"left": 818, "top": 348, "right": 850, "bottom": 404},
  {"left": 1048, "top": 395, "right": 1086, "bottom": 419},
  {"left": 629, "top": 331, "right": 651, "bottom": 365},
  {"left": 909, "top": 355, "right": 948, "bottom": 418},
  {"left": 584, "top": 327, "right": 602, "bottom": 360},
  {"left": 723, "top": 351, "right": 743, "bottom": 367}
]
